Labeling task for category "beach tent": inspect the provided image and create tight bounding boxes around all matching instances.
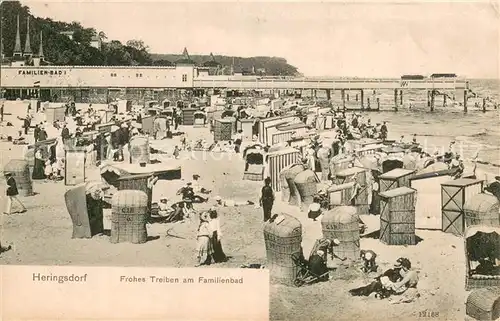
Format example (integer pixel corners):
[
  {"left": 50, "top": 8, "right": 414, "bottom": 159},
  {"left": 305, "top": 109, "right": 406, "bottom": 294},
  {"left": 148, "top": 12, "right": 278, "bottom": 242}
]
[
  {"left": 237, "top": 118, "right": 255, "bottom": 141},
  {"left": 464, "top": 226, "right": 500, "bottom": 290},
  {"left": 485, "top": 181, "right": 500, "bottom": 201},
  {"left": 162, "top": 107, "right": 174, "bottom": 118},
  {"left": 116, "top": 100, "right": 132, "bottom": 114},
  {"left": 382, "top": 158, "right": 404, "bottom": 173},
  {"left": 410, "top": 169, "right": 456, "bottom": 230},
  {"left": 258, "top": 115, "right": 299, "bottom": 145},
  {"left": 271, "top": 122, "right": 309, "bottom": 146},
  {"left": 243, "top": 148, "right": 265, "bottom": 181},
  {"left": 162, "top": 99, "right": 171, "bottom": 108},
  {"left": 265, "top": 147, "right": 302, "bottom": 191},
  {"left": 193, "top": 111, "right": 207, "bottom": 127},
  {"left": 145, "top": 100, "right": 157, "bottom": 109},
  {"left": 64, "top": 182, "right": 107, "bottom": 239}
]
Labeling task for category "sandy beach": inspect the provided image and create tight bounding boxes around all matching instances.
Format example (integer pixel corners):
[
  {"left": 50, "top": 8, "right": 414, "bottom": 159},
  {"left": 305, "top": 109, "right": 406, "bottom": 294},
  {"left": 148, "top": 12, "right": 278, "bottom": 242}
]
[{"left": 1, "top": 121, "right": 498, "bottom": 321}]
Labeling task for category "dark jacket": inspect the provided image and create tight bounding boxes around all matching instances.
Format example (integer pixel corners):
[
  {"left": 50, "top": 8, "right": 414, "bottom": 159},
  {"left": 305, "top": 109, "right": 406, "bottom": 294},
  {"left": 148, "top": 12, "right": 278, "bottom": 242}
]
[
  {"left": 61, "top": 127, "right": 70, "bottom": 140},
  {"left": 261, "top": 185, "right": 274, "bottom": 203},
  {"left": 6, "top": 176, "right": 19, "bottom": 196},
  {"left": 38, "top": 130, "right": 48, "bottom": 142}
]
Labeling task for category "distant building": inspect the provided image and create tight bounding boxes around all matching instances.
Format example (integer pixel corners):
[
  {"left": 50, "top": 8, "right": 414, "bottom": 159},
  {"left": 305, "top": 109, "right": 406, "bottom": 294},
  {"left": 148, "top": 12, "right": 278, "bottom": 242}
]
[
  {"left": 197, "top": 67, "right": 210, "bottom": 77},
  {"left": 202, "top": 52, "right": 222, "bottom": 75},
  {"left": 90, "top": 35, "right": 102, "bottom": 50},
  {"left": 233, "top": 66, "right": 254, "bottom": 76},
  {"left": 256, "top": 67, "right": 266, "bottom": 75},
  {"left": 6, "top": 15, "right": 46, "bottom": 67},
  {"left": 175, "top": 47, "right": 195, "bottom": 66},
  {"left": 60, "top": 31, "right": 74, "bottom": 40},
  {"left": 233, "top": 67, "right": 243, "bottom": 76}
]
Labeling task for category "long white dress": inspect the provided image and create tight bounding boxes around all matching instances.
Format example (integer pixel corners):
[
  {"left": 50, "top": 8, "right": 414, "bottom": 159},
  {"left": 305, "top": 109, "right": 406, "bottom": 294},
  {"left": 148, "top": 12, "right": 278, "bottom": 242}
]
[{"left": 55, "top": 137, "right": 65, "bottom": 162}]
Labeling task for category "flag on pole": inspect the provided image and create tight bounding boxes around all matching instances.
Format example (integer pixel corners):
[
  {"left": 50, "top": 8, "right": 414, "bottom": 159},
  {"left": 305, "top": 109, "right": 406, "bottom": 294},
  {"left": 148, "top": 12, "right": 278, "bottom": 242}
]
[{"left": 33, "top": 80, "right": 40, "bottom": 88}]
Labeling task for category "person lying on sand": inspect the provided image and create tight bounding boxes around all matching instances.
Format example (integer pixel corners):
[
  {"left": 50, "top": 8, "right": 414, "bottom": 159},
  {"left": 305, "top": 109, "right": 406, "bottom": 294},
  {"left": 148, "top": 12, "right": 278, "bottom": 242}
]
[
  {"left": 349, "top": 258, "right": 419, "bottom": 303},
  {"left": 165, "top": 202, "right": 188, "bottom": 222},
  {"left": 214, "top": 196, "right": 254, "bottom": 207}
]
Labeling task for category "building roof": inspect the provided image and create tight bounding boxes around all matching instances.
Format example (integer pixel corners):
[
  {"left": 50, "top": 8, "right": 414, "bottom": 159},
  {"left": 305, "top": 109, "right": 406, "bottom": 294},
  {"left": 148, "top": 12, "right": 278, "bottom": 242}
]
[
  {"left": 24, "top": 16, "right": 32, "bottom": 55},
  {"left": 203, "top": 52, "right": 221, "bottom": 67},
  {"left": 176, "top": 47, "right": 195, "bottom": 65},
  {"left": 38, "top": 31, "right": 44, "bottom": 58},
  {"left": 13, "top": 15, "right": 22, "bottom": 55}
]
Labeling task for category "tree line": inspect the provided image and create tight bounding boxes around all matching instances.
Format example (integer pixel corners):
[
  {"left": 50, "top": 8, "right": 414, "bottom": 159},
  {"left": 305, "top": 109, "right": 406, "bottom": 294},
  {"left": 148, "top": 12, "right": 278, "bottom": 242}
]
[{"left": 0, "top": 1, "right": 299, "bottom": 75}]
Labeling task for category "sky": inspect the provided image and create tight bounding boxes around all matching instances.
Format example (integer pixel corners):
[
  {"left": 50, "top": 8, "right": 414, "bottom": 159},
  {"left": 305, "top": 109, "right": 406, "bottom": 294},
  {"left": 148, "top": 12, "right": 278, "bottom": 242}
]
[{"left": 22, "top": 1, "right": 500, "bottom": 78}]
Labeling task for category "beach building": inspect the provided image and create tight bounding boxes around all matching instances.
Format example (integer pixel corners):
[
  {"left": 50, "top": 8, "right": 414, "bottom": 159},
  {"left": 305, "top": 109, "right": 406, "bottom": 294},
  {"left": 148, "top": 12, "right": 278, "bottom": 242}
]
[{"left": 0, "top": 16, "right": 474, "bottom": 112}]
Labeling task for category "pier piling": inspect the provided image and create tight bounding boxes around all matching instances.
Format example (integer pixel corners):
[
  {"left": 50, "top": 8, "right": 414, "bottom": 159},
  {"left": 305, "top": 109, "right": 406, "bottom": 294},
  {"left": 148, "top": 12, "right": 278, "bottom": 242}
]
[
  {"left": 360, "top": 89, "right": 364, "bottom": 110},
  {"left": 399, "top": 90, "right": 403, "bottom": 106},
  {"left": 430, "top": 90, "right": 435, "bottom": 112},
  {"left": 463, "top": 90, "right": 468, "bottom": 113},
  {"left": 393, "top": 89, "right": 398, "bottom": 111}
]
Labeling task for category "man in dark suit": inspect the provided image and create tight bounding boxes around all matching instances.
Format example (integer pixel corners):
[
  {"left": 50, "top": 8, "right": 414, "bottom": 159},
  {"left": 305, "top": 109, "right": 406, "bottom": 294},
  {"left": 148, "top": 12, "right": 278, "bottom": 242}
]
[{"left": 260, "top": 177, "right": 274, "bottom": 222}]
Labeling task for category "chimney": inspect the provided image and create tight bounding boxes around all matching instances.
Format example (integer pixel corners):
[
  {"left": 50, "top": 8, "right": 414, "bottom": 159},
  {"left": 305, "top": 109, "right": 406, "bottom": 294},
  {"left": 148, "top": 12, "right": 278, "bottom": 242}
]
[
  {"left": 38, "top": 31, "right": 44, "bottom": 58},
  {"left": 13, "top": 15, "right": 23, "bottom": 57},
  {"left": 23, "top": 16, "right": 33, "bottom": 57}
]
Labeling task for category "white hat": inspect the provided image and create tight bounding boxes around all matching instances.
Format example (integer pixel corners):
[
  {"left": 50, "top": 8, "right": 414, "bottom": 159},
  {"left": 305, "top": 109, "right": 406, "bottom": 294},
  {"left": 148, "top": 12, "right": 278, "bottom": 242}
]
[
  {"left": 215, "top": 196, "right": 222, "bottom": 201},
  {"left": 317, "top": 250, "right": 325, "bottom": 257},
  {"left": 364, "top": 251, "right": 373, "bottom": 260},
  {"left": 332, "top": 239, "right": 340, "bottom": 245},
  {"left": 111, "top": 125, "right": 119, "bottom": 132},
  {"left": 121, "top": 123, "right": 128, "bottom": 128}
]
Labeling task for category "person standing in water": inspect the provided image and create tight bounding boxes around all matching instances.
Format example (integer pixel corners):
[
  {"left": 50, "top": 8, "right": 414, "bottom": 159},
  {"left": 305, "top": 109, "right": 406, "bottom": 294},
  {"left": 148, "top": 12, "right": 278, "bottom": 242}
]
[{"left": 260, "top": 177, "right": 275, "bottom": 222}]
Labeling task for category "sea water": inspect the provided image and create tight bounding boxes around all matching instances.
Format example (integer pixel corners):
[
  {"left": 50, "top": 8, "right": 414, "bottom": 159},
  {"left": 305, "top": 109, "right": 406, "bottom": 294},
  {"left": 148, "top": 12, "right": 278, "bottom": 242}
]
[{"left": 349, "top": 79, "right": 500, "bottom": 171}]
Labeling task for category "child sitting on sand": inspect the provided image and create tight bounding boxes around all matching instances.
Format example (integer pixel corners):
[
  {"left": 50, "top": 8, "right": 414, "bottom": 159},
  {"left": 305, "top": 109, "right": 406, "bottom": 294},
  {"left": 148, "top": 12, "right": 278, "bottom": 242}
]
[
  {"left": 173, "top": 146, "right": 180, "bottom": 159},
  {"left": 157, "top": 197, "right": 174, "bottom": 217}
]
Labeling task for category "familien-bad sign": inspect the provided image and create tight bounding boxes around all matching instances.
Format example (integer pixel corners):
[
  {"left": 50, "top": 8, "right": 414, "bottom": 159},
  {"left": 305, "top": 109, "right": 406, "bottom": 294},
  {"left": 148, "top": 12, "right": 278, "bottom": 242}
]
[{"left": 18, "top": 69, "right": 68, "bottom": 76}]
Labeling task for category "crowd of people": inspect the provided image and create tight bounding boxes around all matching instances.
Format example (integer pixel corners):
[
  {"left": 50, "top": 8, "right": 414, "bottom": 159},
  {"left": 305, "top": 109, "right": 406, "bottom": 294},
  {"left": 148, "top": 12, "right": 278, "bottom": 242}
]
[{"left": 1, "top": 95, "right": 496, "bottom": 309}]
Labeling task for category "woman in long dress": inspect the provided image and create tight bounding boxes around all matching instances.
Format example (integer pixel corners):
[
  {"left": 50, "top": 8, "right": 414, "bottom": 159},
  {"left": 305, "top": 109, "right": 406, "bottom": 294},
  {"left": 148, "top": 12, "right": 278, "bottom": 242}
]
[
  {"left": 196, "top": 212, "right": 213, "bottom": 266},
  {"left": 32, "top": 148, "right": 46, "bottom": 180},
  {"left": 209, "top": 209, "right": 227, "bottom": 263},
  {"left": 55, "top": 136, "right": 65, "bottom": 163}
]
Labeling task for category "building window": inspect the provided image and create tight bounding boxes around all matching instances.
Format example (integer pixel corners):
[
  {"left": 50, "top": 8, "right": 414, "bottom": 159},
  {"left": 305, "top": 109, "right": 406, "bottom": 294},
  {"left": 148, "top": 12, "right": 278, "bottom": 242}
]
[
  {"left": 110, "top": 73, "right": 117, "bottom": 77},
  {"left": 136, "top": 73, "right": 143, "bottom": 78},
  {"left": 182, "top": 74, "right": 188, "bottom": 82}
]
